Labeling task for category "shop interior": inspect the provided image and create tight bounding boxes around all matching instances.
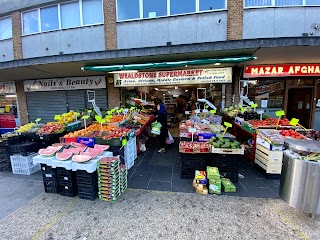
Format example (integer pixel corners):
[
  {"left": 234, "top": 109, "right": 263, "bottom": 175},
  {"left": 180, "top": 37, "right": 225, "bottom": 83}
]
[{"left": 0, "top": 94, "right": 18, "bottom": 134}]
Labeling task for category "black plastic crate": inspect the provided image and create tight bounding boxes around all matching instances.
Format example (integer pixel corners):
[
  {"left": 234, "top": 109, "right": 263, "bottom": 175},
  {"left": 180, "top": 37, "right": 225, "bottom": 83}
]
[
  {"left": 0, "top": 159, "right": 11, "bottom": 171},
  {"left": 78, "top": 191, "right": 98, "bottom": 201},
  {"left": 78, "top": 184, "right": 98, "bottom": 194},
  {"left": 7, "top": 135, "right": 26, "bottom": 145},
  {"left": 57, "top": 167, "right": 75, "bottom": 177},
  {"left": 57, "top": 168, "right": 77, "bottom": 188},
  {"left": 59, "top": 184, "right": 78, "bottom": 197},
  {"left": 109, "top": 146, "right": 124, "bottom": 156},
  {"left": 7, "top": 142, "right": 39, "bottom": 156},
  {"left": 43, "top": 179, "right": 59, "bottom": 194}
]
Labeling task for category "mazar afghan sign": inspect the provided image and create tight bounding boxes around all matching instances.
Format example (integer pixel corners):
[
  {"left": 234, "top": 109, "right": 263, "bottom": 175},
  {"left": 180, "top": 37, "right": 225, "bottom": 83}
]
[
  {"left": 0, "top": 81, "right": 16, "bottom": 93},
  {"left": 24, "top": 76, "right": 106, "bottom": 92},
  {"left": 113, "top": 68, "right": 232, "bottom": 87},
  {"left": 244, "top": 64, "right": 320, "bottom": 78}
]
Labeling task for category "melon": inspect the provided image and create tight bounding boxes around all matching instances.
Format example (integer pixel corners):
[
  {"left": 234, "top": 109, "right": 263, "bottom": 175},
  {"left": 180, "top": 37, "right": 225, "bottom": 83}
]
[
  {"left": 56, "top": 152, "right": 73, "bottom": 161},
  {"left": 71, "top": 142, "right": 86, "bottom": 148},
  {"left": 63, "top": 148, "right": 81, "bottom": 155},
  {"left": 47, "top": 146, "right": 62, "bottom": 152},
  {"left": 38, "top": 148, "right": 56, "bottom": 157},
  {"left": 94, "top": 144, "right": 109, "bottom": 151},
  {"left": 52, "top": 143, "right": 67, "bottom": 147},
  {"left": 88, "top": 147, "right": 103, "bottom": 156},
  {"left": 72, "top": 155, "right": 92, "bottom": 163},
  {"left": 81, "top": 151, "right": 97, "bottom": 159},
  {"left": 77, "top": 146, "right": 87, "bottom": 152}
]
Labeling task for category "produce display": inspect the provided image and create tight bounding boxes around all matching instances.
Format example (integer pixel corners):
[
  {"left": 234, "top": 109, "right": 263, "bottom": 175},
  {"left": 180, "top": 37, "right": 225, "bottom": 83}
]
[
  {"left": 280, "top": 129, "right": 305, "bottom": 139},
  {"left": 100, "top": 127, "right": 132, "bottom": 140},
  {"left": 208, "top": 137, "right": 241, "bottom": 149},
  {"left": 179, "top": 141, "right": 211, "bottom": 153},
  {"left": 57, "top": 110, "right": 80, "bottom": 125},
  {"left": 63, "top": 124, "right": 116, "bottom": 138},
  {"left": 15, "top": 123, "right": 45, "bottom": 133},
  {"left": 38, "top": 122, "right": 65, "bottom": 134},
  {"left": 249, "top": 118, "right": 290, "bottom": 128},
  {"left": 300, "top": 130, "right": 320, "bottom": 141}
]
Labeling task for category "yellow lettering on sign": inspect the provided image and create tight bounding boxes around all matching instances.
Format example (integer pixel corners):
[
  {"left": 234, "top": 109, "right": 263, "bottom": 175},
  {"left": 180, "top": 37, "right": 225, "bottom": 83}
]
[
  {"left": 278, "top": 67, "right": 284, "bottom": 74},
  {"left": 251, "top": 68, "right": 259, "bottom": 75},
  {"left": 301, "top": 66, "right": 307, "bottom": 73},
  {"left": 271, "top": 67, "right": 278, "bottom": 74},
  {"left": 295, "top": 66, "right": 301, "bottom": 73},
  {"left": 308, "top": 66, "right": 314, "bottom": 73},
  {"left": 288, "top": 66, "right": 294, "bottom": 74},
  {"left": 315, "top": 66, "right": 320, "bottom": 74},
  {"left": 259, "top": 68, "right": 265, "bottom": 75},
  {"left": 265, "top": 67, "right": 271, "bottom": 74}
]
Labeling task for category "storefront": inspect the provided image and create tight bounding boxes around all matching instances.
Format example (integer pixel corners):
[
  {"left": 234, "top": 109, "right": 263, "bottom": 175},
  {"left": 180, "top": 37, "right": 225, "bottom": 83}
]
[
  {"left": 243, "top": 64, "right": 320, "bottom": 129},
  {"left": 23, "top": 76, "right": 108, "bottom": 123},
  {"left": 0, "top": 81, "right": 19, "bottom": 134}
]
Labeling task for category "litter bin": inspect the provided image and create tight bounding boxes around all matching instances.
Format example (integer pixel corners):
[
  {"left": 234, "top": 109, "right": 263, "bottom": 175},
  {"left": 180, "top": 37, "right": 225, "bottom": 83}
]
[{"left": 280, "top": 139, "right": 320, "bottom": 220}]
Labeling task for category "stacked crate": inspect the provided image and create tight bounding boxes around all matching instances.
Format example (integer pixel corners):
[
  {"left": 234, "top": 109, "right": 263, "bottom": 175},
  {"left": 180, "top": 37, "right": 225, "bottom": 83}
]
[
  {"left": 120, "top": 164, "right": 127, "bottom": 193},
  {"left": 180, "top": 153, "right": 208, "bottom": 179},
  {"left": 10, "top": 153, "right": 40, "bottom": 175},
  {"left": 76, "top": 170, "right": 98, "bottom": 201},
  {"left": 57, "top": 167, "right": 78, "bottom": 197},
  {"left": 209, "top": 154, "right": 240, "bottom": 183},
  {"left": 97, "top": 156, "right": 122, "bottom": 202},
  {"left": 41, "top": 164, "right": 59, "bottom": 193}
]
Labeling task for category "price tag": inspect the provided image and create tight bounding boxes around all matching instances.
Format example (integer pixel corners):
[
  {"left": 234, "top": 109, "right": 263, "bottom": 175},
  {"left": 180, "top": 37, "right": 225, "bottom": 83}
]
[
  {"left": 100, "top": 119, "right": 106, "bottom": 124},
  {"left": 290, "top": 118, "right": 299, "bottom": 126},
  {"left": 81, "top": 115, "right": 89, "bottom": 119},
  {"left": 95, "top": 115, "right": 102, "bottom": 122},
  {"left": 35, "top": 118, "right": 41, "bottom": 122},
  {"left": 54, "top": 115, "right": 61, "bottom": 120},
  {"left": 240, "top": 107, "right": 245, "bottom": 113},
  {"left": 116, "top": 110, "right": 122, "bottom": 114},
  {"left": 122, "top": 139, "right": 127, "bottom": 146},
  {"left": 87, "top": 110, "right": 92, "bottom": 114},
  {"left": 120, "top": 108, "right": 124, "bottom": 112},
  {"left": 210, "top": 110, "right": 216, "bottom": 114},
  {"left": 106, "top": 115, "right": 112, "bottom": 119},
  {"left": 251, "top": 103, "right": 258, "bottom": 108},
  {"left": 224, "top": 122, "right": 232, "bottom": 128},
  {"left": 205, "top": 105, "right": 209, "bottom": 109},
  {"left": 276, "top": 110, "right": 285, "bottom": 117},
  {"left": 107, "top": 111, "right": 112, "bottom": 115},
  {"left": 188, "top": 127, "right": 197, "bottom": 133}
]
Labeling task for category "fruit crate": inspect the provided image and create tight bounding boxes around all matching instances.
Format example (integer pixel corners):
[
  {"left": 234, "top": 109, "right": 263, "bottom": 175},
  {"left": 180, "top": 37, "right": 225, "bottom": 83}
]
[
  {"left": 58, "top": 184, "right": 78, "bottom": 197},
  {"left": 76, "top": 170, "right": 98, "bottom": 186},
  {"left": 7, "top": 142, "right": 39, "bottom": 156},
  {"left": 35, "top": 132, "right": 65, "bottom": 143},
  {"left": 66, "top": 121, "right": 82, "bottom": 132},
  {"left": 10, "top": 153, "right": 40, "bottom": 175},
  {"left": 56, "top": 167, "right": 78, "bottom": 195},
  {"left": 95, "top": 137, "right": 123, "bottom": 147},
  {"left": 7, "top": 135, "right": 26, "bottom": 145},
  {"left": 24, "top": 132, "right": 36, "bottom": 141}
]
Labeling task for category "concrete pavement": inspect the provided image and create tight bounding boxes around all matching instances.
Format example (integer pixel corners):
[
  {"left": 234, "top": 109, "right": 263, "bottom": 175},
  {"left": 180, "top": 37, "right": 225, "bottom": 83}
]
[{"left": 0, "top": 189, "right": 319, "bottom": 240}]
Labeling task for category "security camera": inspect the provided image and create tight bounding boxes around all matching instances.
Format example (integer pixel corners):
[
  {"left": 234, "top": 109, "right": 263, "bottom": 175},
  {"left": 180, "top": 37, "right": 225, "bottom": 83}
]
[
  {"left": 314, "top": 24, "right": 320, "bottom": 30},
  {"left": 310, "top": 31, "right": 314, "bottom": 35},
  {"left": 217, "top": 19, "right": 222, "bottom": 24}
]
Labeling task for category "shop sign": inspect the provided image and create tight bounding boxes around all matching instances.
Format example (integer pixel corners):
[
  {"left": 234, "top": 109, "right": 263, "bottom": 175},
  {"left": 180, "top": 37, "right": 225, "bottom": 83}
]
[
  {"left": 244, "top": 64, "right": 320, "bottom": 78},
  {"left": 24, "top": 76, "right": 106, "bottom": 92},
  {"left": 0, "top": 81, "right": 16, "bottom": 93},
  {"left": 255, "top": 85, "right": 270, "bottom": 94},
  {"left": 113, "top": 68, "right": 232, "bottom": 87}
]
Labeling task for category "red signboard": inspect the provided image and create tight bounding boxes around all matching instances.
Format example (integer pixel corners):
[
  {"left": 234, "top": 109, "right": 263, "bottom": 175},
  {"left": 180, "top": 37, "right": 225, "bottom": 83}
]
[{"left": 244, "top": 64, "right": 320, "bottom": 78}]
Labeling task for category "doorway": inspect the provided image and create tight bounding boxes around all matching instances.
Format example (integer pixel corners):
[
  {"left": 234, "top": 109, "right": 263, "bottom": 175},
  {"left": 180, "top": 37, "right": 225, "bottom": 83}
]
[{"left": 287, "top": 88, "right": 313, "bottom": 128}]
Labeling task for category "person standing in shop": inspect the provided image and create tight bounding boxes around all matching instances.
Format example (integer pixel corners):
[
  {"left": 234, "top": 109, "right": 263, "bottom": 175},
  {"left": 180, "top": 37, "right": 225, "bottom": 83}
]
[{"left": 157, "top": 102, "right": 168, "bottom": 153}]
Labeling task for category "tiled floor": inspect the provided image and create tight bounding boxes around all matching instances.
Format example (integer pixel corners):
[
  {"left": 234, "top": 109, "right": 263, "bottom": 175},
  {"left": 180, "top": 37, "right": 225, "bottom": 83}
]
[{"left": 128, "top": 139, "right": 280, "bottom": 199}]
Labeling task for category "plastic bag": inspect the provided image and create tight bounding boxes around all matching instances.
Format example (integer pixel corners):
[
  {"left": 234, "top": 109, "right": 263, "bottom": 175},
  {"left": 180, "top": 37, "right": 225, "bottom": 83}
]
[
  {"left": 151, "top": 121, "right": 162, "bottom": 135},
  {"left": 166, "top": 130, "right": 174, "bottom": 144}
]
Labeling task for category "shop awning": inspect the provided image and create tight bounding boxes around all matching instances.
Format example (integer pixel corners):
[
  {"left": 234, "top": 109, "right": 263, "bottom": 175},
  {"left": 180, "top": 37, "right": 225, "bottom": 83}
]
[{"left": 81, "top": 55, "right": 256, "bottom": 72}]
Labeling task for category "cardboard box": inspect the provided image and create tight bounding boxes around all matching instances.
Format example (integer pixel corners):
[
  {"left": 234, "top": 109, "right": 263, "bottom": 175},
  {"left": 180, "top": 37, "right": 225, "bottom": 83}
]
[
  {"left": 209, "top": 182, "right": 221, "bottom": 195},
  {"left": 206, "top": 166, "right": 220, "bottom": 180},
  {"left": 256, "top": 136, "right": 283, "bottom": 151},
  {"left": 195, "top": 184, "right": 208, "bottom": 195},
  {"left": 221, "top": 178, "right": 236, "bottom": 192}
]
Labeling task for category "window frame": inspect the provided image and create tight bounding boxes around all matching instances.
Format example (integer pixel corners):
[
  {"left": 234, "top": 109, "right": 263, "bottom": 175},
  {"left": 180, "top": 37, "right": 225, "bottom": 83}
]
[
  {"left": 116, "top": 0, "right": 228, "bottom": 22},
  {"left": 21, "top": 0, "right": 103, "bottom": 36},
  {"left": 0, "top": 16, "right": 13, "bottom": 40},
  {"left": 244, "top": 0, "right": 320, "bottom": 9}
]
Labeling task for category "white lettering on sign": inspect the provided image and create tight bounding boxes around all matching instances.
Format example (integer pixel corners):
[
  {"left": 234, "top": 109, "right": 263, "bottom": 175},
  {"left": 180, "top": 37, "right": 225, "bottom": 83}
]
[
  {"left": 24, "top": 76, "right": 106, "bottom": 92},
  {"left": 0, "top": 82, "right": 16, "bottom": 93},
  {"left": 113, "top": 68, "right": 232, "bottom": 87}
]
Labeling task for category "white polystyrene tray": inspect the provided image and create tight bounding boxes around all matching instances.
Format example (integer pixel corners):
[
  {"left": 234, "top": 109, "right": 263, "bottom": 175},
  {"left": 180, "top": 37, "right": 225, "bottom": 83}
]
[
  {"left": 71, "top": 151, "right": 113, "bottom": 173},
  {"left": 33, "top": 155, "right": 55, "bottom": 166}
]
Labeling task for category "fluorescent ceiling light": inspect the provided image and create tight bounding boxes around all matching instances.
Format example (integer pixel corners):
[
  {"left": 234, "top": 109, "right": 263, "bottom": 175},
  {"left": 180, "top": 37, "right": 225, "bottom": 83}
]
[
  {"left": 154, "top": 88, "right": 159, "bottom": 91},
  {"left": 5, "top": 95, "right": 16, "bottom": 98},
  {"left": 185, "top": 90, "right": 189, "bottom": 92},
  {"left": 109, "top": 70, "right": 138, "bottom": 74},
  {"left": 175, "top": 86, "right": 178, "bottom": 89},
  {"left": 214, "top": 63, "right": 221, "bottom": 65},
  {"left": 163, "top": 94, "right": 165, "bottom": 95}
]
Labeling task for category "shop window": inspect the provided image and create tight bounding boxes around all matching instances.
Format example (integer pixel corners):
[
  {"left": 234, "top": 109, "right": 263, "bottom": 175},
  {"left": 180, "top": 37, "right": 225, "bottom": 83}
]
[
  {"left": 82, "top": 0, "right": 103, "bottom": 25},
  {"left": 23, "top": 10, "right": 39, "bottom": 34},
  {"left": 287, "top": 79, "right": 314, "bottom": 86},
  {"left": 117, "top": 0, "right": 140, "bottom": 20},
  {"left": 170, "top": 0, "right": 196, "bottom": 15},
  {"left": 306, "top": 0, "right": 320, "bottom": 5},
  {"left": 199, "top": 0, "right": 226, "bottom": 11},
  {"left": 60, "top": 1, "right": 80, "bottom": 28},
  {"left": 40, "top": 5, "right": 59, "bottom": 32},
  {"left": 275, "top": 0, "right": 303, "bottom": 6},
  {"left": 0, "top": 17, "right": 12, "bottom": 40},
  {"left": 143, "top": 0, "right": 167, "bottom": 18}
]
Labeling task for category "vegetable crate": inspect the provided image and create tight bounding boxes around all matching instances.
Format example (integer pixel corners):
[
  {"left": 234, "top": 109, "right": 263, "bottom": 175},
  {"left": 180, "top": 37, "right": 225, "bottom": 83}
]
[
  {"left": 10, "top": 153, "right": 40, "bottom": 175},
  {"left": 76, "top": 170, "right": 98, "bottom": 201},
  {"left": 180, "top": 153, "right": 208, "bottom": 179},
  {"left": 211, "top": 145, "right": 245, "bottom": 155},
  {"left": 41, "top": 164, "right": 59, "bottom": 194},
  {"left": 7, "top": 142, "right": 39, "bottom": 156},
  {"left": 255, "top": 144, "right": 283, "bottom": 174}
]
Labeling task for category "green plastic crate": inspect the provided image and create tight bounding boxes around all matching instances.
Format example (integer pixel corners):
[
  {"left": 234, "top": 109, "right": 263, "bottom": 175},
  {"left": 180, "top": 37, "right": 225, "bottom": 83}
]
[
  {"left": 206, "top": 166, "right": 220, "bottom": 180},
  {"left": 221, "top": 178, "right": 236, "bottom": 192}
]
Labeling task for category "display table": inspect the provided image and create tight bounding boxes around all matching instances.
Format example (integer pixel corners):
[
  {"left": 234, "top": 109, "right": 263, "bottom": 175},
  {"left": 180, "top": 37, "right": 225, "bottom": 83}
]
[
  {"left": 280, "top": 139, "right": 320, "bottom": 219},
  {"left": 135, "top": 115, "right": 155, "bottom": 154}
]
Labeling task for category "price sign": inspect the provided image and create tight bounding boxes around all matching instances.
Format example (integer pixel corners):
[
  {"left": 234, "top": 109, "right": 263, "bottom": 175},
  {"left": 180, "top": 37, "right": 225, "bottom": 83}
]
[
  {"left": 116, "top": 110, "right": 122, "bottom": 114},
  {"left": 188, "top": 127, "right": 197, "bottom": 133},
  {"left": 35, "top": 118, "right": 41, "bottom": 123},
  {"left": 107, "top": 111, "right": 112, "bottom": 115},
  {"left": 210, "top": 110, "right": 216, "bottom": 114},
  {"left": 87, "top": 110, "right": 92, "bottom": 114},
  {"left": 222, "top": 122, "right": 232, "bottom": 138},
  {"left": 205, "top": 104, "right": 209, "bottom": 109},
  {"left": 54, "top": 115, "right": 61, "bottom": 120},
  {"left": 251, "top": 103, "right": 258, "bottom": 108},
  {"left": 95, "top": 115, "right": 102, "bottom": 122},
  {"left": 81, "top": 115, "right": 89, "bottom": 119},
  {"left": 290, "top": 118, "right": 299, "bottom": 126},
  {"left": 276, "top": 110, "right": 285, "bottom": 117},
  {"left": 122, "top": 139, "right": 127, "bottom": 146},
  {"left": 240, "top": 107, "right": 245, "bottom": 113},
  {"left": 120, "top": 108, "right": 124, "bottom": 112}
]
